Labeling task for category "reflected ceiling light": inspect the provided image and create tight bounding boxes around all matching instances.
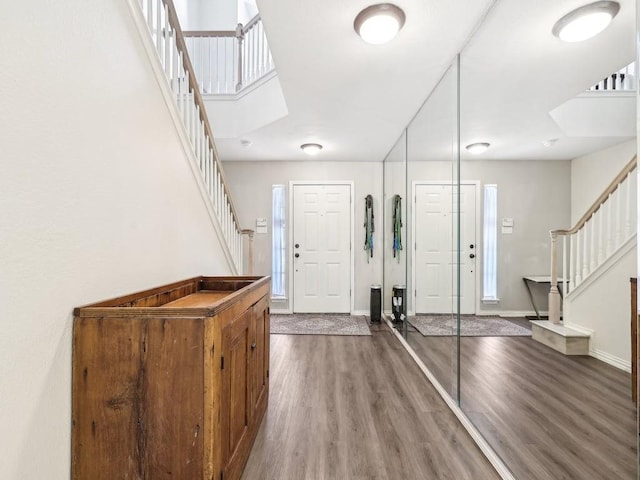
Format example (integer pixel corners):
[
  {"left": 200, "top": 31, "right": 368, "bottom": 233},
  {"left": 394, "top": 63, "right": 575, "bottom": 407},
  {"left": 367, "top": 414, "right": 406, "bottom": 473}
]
[
  {"left": 465, "top": 142, "right": 490, "bottom": 155},
  {"left": 354, "top": 4, "right": 406, "bottom": 45},
  {"left": 552, "top": 1, "right": 620, "bottom": 42},
  {"left": 301, "top": 143, "right": 323, "bottom": 155}
]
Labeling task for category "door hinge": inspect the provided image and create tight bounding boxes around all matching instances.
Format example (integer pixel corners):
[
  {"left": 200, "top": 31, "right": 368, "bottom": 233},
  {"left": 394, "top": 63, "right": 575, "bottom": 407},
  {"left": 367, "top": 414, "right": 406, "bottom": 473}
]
[
  {"left": 267, "top": 369, "right": 270, "bottom": 378},
  {"left": 220, "top": 470, "right": 224, "bottom": 480},
  {"left": 221, "top": 356, "right": 225, "bottom": 370}
]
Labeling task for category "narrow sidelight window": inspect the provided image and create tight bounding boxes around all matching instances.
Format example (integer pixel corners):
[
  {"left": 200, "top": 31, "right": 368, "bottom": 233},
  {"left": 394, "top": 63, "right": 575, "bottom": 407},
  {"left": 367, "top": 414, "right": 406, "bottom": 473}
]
[
  {"left": 482, "top": 184, "right": 498, "bottom": 302},
  {"left": 272, "top": 185, "right": 286, "bottom": 298}
]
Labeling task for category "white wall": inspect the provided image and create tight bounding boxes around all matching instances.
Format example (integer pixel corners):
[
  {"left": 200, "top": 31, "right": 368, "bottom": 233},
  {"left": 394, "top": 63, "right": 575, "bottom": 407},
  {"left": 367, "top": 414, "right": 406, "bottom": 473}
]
[
  {"left": 565, "top": 245, "right": 636, "bottom": 370},
  {"left": 566, "top": 139, "right": 637, "bottom": 369},
  {"left": 174, "top": 0, "right": 238, "bottom": 31},
  {"left": 0, "top": 1, "right": 232, "bottom": 478},
  {"left": 223, "top": 161, "right": 383, "bottom": 314},
  {"left": 407, "top": 160, "right": 572, "bottom": 315},
  {"left": 383, "top": 134, "right": 408, "bottom": 313},
  {"left": 571, "top": 140, "right": 636, "bottom": 224},
  {"left": 238, "top": 0, "right": 259, "bottom": 25}
]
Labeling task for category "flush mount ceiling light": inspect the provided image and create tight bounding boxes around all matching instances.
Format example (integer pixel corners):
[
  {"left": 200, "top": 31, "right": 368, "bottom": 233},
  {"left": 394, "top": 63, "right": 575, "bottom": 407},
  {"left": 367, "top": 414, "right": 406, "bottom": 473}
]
[
  {"left": 354, "top": 3, "right": 406, "bottom": 45},
  {"left": 301, "top": 143, "right": 323, "bottom": 155},
  {"left": 552, "top": 1, "right": 620, "bottom": 42},
  {"left": 465, "top": 142, "right": 490, "bottom": 155}
]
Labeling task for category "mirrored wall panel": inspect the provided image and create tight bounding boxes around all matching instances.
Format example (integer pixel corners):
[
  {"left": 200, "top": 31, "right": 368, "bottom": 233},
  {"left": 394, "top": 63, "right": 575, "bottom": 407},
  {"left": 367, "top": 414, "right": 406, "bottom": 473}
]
[
  {"left": 383, "top": 131, "right": 407, "bottom": 333},
  {"left": 457, "top": 0, "right": 637, "bottom": 478},
  {"left": 405, "top": 61, "right": 460, "bottom": 398},
  {"left": 381, "top": 1, "right": 638, "bottom": 478}
]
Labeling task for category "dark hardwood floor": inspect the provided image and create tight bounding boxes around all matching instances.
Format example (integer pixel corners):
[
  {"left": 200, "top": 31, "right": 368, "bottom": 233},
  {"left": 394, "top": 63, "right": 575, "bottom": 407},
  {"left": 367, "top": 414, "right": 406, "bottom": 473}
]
[
  {"left": 242, "top": 325, "right": 500, "bottom": 480},
  {"left": 408, "top": 319, "right": 637, "bottom": 480}
]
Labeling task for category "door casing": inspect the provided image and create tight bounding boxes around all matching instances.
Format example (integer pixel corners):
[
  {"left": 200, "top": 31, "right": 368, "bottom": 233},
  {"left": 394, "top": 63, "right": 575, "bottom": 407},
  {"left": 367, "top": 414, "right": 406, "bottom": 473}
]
[
  {"left": 411, "top": 180, "right": 481, "bottom": 316},
  {"left": 288, "top": 180, "right": 355, "bottom": 314}
]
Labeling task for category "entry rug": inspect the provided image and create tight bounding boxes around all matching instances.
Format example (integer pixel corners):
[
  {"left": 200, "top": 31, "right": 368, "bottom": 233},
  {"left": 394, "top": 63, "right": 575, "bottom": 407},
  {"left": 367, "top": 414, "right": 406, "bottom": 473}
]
[
  {"left": 408, "top": 315, "right": 531, "bottom": 337},
  {"left": 270, "top": 314, "right": 371, "bottom": 336}
]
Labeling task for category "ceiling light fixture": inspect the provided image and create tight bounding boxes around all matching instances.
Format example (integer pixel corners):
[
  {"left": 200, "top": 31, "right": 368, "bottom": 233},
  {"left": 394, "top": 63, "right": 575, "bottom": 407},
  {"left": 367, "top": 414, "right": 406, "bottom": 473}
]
[
  {"left": 465, "top": 142, "right": 490, "bottom": 155},
  {"left": 301, "top": 143, "right": 323, "bottom": 155},
  {"left": 552, "top": 1, "right": 620, "bottom": 42},
  {"left": 354, "top": 4, "right": 406, "bottom": 45}
]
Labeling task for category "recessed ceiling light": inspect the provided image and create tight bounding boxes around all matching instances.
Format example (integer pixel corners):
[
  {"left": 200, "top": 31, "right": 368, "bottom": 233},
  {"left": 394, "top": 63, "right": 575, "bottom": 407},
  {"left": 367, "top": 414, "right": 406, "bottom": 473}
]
[
  {"left": 465, "top": 142, "right": 490, "bottom": 155},
  {"left": 301, "top": 143, "right": 323, "bottom": 155},
  {"left": 552, "top": 1, "right": 620, "bottom": 42},
  {"left": 543, "top": 138, "right": 559, "bottom": 147},
  {"left": 240, "top": 139, "right": 252, "bottom": 148},
  {"left": 354, "top": 4, "right": 406, "bottom": 45}
]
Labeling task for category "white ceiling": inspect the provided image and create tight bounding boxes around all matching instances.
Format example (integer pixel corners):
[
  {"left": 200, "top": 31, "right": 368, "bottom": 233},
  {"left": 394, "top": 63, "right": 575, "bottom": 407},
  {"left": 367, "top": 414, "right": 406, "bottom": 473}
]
[{"left": 214, "top": 0, "right": 636, "bottom": 162}]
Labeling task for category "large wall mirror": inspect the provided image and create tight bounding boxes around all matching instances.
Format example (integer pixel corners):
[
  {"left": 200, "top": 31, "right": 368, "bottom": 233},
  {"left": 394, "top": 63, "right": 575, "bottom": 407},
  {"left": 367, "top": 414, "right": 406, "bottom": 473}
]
[{"left": 383, "top": 0, "right": 638, "bottom": 478}]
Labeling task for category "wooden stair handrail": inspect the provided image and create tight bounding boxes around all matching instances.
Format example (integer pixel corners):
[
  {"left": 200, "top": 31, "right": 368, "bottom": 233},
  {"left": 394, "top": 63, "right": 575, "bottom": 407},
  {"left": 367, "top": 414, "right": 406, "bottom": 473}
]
[
  {"left": 162, "top": 0, "right": 241, "bottom": 229},
  {"left": 182, "top": 15, "right": 261, "bottom": 38},
  {"left": 551, "top": 155, "right": 637, "bottom": 237},
  {"left": 183, "top": 30, "right": 236, "bottom": 38}
]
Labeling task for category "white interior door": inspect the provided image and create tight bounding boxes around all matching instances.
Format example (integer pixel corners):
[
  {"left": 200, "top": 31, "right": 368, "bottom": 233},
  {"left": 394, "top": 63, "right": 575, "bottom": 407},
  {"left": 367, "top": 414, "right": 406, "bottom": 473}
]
[
  {"left": 292, "top": 184, "right": 351, "bottom": 313},
  {"left": 414, "top": 183, "right": 476, "bottom": 314}
]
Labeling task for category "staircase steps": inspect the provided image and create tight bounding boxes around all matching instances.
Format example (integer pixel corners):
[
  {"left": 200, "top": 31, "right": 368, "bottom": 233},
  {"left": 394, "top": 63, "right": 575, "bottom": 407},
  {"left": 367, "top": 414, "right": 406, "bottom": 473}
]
[{"left": 531, "top": 320, "right": 590, "bottom": 355}]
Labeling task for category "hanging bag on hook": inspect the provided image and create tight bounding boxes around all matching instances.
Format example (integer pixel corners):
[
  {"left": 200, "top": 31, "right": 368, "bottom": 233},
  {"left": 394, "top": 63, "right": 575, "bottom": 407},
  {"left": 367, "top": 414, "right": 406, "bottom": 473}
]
[
  {"left": 364, "top": 195, "right": 374, "bottom": 262},
  {"left": 393, "top": 194, "right": 403, "bottom": 261}
]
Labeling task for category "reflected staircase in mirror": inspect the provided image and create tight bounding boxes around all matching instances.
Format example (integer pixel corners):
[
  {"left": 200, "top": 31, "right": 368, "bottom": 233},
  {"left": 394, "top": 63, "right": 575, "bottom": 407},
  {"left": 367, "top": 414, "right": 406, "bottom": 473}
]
[{"left": 535, "top": 155, "right": 637, "bottom": 364}]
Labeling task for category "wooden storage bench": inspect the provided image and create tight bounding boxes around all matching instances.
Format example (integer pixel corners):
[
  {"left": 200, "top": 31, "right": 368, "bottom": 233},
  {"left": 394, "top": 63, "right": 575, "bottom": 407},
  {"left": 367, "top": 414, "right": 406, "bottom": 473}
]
[{"left": 72, "top": 276, "right": 270, "bottom": 480}]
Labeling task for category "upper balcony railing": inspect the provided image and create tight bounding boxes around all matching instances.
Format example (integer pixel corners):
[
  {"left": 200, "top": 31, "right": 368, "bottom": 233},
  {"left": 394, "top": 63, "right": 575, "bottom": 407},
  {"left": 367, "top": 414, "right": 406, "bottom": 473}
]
[
  {"left": 588, "top": 62, "right": 636, "bottom": 92},
  {"left": 183, "top": 15, "right": 275, "bottom": 95}
]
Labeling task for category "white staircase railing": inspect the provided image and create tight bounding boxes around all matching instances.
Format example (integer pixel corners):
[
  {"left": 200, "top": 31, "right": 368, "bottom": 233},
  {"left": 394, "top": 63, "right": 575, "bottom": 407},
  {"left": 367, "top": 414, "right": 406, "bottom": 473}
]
[
  {"left": 134, "top": 0, "right": 244, "bottom": 273},
  {"left": 588, "top": 62, "right": 636, "bottom": 92},
  {"left": 183, "top": 15, "right": 275, "bottom": 95},
  {"left": 548, "top": 156, "right": 637, "bottom": 323}
]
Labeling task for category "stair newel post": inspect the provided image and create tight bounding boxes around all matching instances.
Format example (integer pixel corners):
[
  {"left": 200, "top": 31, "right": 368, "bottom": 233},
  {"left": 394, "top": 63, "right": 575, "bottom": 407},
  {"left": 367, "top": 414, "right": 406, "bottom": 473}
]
[
  {"left": 235, "top": 23, "right": 244, "bottom": 92},
  {"left": 242, "top": 229, "right": 255, "bottom": 275},
  {"left": 549, "top": 232, "right": 561, "bottom": 324}
]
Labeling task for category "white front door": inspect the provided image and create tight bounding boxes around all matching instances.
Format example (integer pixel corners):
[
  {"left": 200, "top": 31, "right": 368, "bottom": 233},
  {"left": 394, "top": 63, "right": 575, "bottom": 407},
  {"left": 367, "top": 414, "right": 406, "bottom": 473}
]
[
  {"left": 292, "top": 184, "right": 351, "bottom": 313},
  {"left": 414, "top": 183, "right": 476, "bottom": 314}
]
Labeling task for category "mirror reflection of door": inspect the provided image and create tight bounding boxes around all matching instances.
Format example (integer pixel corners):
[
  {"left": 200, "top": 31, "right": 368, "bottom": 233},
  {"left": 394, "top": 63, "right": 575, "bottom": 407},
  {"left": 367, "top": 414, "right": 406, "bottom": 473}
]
[
  {"left": 292, "top": 183, "right": 351, "bottom": 313},
  {"left": 413, "top": 182, "right": 476, "bottom": 314}
]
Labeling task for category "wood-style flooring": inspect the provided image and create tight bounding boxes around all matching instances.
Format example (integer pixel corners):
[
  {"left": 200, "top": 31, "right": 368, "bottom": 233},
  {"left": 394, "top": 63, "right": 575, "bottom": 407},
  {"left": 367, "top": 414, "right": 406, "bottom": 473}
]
[
  {"left": 407, "top": 319, "right": 637, "bottom": 480},
  {"left": 242, "top": 324, "right": 500, "bottom": 480}
]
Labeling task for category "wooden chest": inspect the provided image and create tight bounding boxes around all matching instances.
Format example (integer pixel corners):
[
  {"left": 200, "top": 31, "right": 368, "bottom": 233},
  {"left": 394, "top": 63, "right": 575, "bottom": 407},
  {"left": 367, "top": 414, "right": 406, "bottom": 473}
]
[{"left": 72, "top": 276, "right": 270, "bottom": 480}]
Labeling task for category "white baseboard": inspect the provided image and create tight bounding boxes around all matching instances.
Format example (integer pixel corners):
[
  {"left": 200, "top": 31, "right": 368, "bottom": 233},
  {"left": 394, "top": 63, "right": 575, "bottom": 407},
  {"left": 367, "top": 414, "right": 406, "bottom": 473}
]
[
  {"left": 476, "top": 310, "right": 539, "bottom": 318},
  {"left": 270, "top": 308, "right": 291, "bottom": 314},
  {"left": 352, "top": 309, "right": 369, "bottom": 316},
  {"left": 563, "top": 323, "right": 631, "bottom": 372},
  {"left": 590, "top": 349, "right": 631, "bottom": 372}
]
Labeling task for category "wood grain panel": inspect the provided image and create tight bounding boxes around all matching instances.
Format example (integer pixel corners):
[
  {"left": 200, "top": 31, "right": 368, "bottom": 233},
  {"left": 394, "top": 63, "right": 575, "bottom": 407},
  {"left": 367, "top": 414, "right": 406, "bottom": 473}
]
[
  {"left": 242, "top": 326, "right": 499, "bottom": 480},
  {"left": 222, "top": 308, "right": 253, "bottom": 480},
  {"left": 407, "top": 321, "right": 637, "bottom": 480}
]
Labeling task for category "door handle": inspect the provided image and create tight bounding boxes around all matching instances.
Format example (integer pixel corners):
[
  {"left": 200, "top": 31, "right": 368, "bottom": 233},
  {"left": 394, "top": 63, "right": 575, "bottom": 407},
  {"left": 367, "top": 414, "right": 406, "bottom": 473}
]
[
  {"left": 295, "top": 243, "right": 300, "bottom": 248},
  {"left": 294, "top": 253, "right": 300, "bottom": 258},
  {"left": 469, "top": 253, "right": 475, "bottom": 259}
]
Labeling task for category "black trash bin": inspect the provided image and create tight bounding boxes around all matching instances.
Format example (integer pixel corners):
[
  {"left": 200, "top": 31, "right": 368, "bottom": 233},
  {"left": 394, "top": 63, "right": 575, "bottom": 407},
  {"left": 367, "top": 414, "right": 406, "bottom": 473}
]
[
  {"left": 392, "top": 284, "right": 406, "bottom": 323},
  {"left": 370, "top": 284, "right": 381, "bottom": 323}
]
